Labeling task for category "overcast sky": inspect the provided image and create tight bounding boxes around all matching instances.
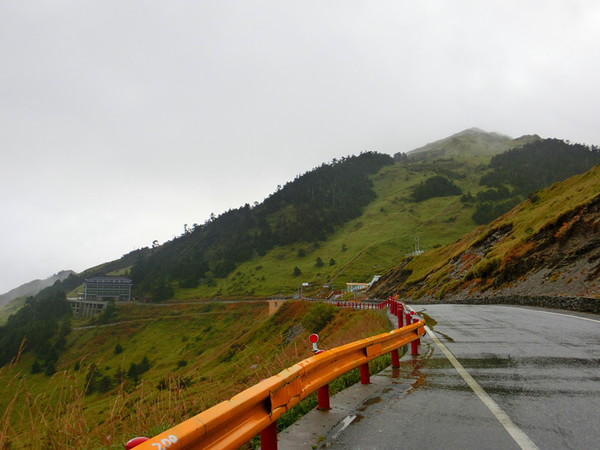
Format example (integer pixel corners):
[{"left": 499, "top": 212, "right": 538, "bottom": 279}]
[{"left": 1, "top": 1, "right": 599, "bottom": 293}]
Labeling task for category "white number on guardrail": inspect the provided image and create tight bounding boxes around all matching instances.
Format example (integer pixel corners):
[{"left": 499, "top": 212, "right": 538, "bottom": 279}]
[{"left": 151, "top": 435, "right": 178, "bottom": 450}]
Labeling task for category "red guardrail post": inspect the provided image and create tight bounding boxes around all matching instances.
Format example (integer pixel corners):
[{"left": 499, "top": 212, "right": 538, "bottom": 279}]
[
  {"left": 397, "top": 303, "right": 404, "bottom": 328},
  {"left": 410, "top": 336, "right": 419, "bottom": 355},
  {"left": 260, "top": 421, "right": 278, "bottom": 450},
  {"left": 410, "top": 313, "right": 419, "bottom": 355},
  {"left": 411, "top": 311, "right": 421, "bottom": 346},
  {"left": 391, "top": 348, "right": 400, "bottom": 368},
  {"left": 360, "top": 363, "right": 370, "bottom": 384},
  {"left": 134, "top": 314, "right": 427, "bottom": 449},
  {"left": 318, "top": 384, "right": 331, "bottom": 410}
]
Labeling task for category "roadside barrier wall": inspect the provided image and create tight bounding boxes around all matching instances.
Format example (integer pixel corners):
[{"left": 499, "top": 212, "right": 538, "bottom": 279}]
[{"left": 128, "top": 300, "right": 423, "bottom": 450}]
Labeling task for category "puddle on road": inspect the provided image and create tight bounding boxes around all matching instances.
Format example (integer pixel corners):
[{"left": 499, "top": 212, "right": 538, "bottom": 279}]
[
  {"left": 524, "top": 356, "right": 600, "bottom": 368},
  {"left": 433, "top": 329, "right": 455, "bottom": 342},
  {"left": 358, "top": 396, "right": 381, "bottom": 411},
  {"left": 419, "top": 311, "right": 454, "bottom": 342},
  {"left": 458, "top": 355, "right": 516, "bottom": 369},
  {"left": 420, "top": 312, "right": 438, "bottom": 328}
]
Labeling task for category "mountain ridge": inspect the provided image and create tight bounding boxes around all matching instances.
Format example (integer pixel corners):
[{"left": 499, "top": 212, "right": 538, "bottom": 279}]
[
  {"left": 0, "top": 270, "right": 75, "bottom": 307},
  {"left": 4, "top": 128, "right": 597, "bottom": 302},
  {"left": 406, "top": 127, "right": 540, "bottom": 161}
]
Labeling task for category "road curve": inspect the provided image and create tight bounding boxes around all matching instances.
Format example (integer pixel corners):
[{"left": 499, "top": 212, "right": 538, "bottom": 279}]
[{"left": 323, "top": 305, "right": 600, "bottom": 450}]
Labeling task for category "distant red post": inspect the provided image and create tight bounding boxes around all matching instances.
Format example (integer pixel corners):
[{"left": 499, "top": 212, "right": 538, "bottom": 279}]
[
  {"left": 410, "top": 312, "right": 421, "bottom": 345},
  {"left": 410, "top": 315, "right": 419, "bottom": 355},
  {"left": 397, "top": 303, "right": 404, "bottom": 328}
]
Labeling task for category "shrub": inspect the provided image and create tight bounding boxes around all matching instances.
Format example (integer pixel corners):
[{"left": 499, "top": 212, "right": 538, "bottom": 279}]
[
  {"left": 528, "top": 192, "right": 540, "bottom": 203},
  {"left": 411, "top": 175, "right": 462, "bottom": 202},
  {"left": 302, "top": 303, "right": 336, "bottom": 333},
  {"left": 472, "top": 257, "right": 500, "bottom": 279},
  {"left": 31, "top": 360, "right": 42, "bottom": 374},
  {"left": 97, "top": 375, "right": 113, "bottom": 393},
  {"left": 44, "top": 362, "right": 56, "bottom": 377}
]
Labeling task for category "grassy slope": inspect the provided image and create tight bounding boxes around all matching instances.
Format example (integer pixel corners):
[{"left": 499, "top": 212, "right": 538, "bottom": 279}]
[
  {"left": 0, "top": 300, "right": 390, "bottom": 448},
  {"left": 174, "top": 130, "right": 534, "bottom": 299},
  {"left": 408, "top": 128, "right": 539, "bottom": 162},
  {"left": 173, "top": 160, "right": 481, "bottom": 298},
  {"left": 0, "top": 296, "right": 27, "bottom": 326},
  {"left": 375, "top": 164, "right": 600, "bottom": 298},
  {"left": 33, "top": 129, "right": 535, "bottom": 301}
]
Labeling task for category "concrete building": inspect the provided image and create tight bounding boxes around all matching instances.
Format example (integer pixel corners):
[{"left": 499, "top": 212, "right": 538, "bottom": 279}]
[
  {"left": 68, "top": 275, "right": 132, "bottom": 318},
  {"left": 84, "top": 275, "right": 132, "bottom": 301},
  {"left": 346, "top": 275, "right": 381, "bottom": 296},
  {"left": 67, "top": 298, "right": 107, "bottom": 318}
]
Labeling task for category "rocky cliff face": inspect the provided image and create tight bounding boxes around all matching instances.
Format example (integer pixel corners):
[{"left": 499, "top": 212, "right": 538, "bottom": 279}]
[
  {"left": 370, "top": 187, "right": 600, "bottom": 307},
  {"left": 478, "top": 195, "right": 600, "bottom": 300}
]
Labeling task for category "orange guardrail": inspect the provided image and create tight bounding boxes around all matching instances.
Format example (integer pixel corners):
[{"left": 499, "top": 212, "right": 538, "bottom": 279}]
[{"left": 133, "top": 303, "right": 424, "bottom": 450}]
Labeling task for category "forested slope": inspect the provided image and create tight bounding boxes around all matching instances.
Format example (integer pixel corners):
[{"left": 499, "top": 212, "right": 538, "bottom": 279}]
[
  {"left": 128, "top": 130, "right": 600, "bottom": 300},
  {"left": 130, "top": 152, "right": 394, "bottom": 299}
]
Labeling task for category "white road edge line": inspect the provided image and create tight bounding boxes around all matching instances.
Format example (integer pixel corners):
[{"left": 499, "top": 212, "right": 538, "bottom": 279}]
[
  {"left": 330, "top": 415, "right": 357, "bottom": 441},
  {"left": 532, "top": 309, "right": 600, "bottom": 324},
  {"left": 424, "top": 325, "right": 539, "bottom": 450}
]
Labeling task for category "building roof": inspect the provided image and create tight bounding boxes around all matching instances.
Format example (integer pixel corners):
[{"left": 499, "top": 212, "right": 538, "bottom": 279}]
[{"left": 84, "top": 275, "right": 132, "bottom": 283}]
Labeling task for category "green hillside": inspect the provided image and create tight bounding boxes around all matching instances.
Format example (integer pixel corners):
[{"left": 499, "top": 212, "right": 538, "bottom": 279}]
[
  {"left": 0, "top": 296, "right": 27, "bottom": 326},
  {"left": 33, "top": 128, "right": 593, "bottom": 303},
  {"left": 2, "top": 128, "right": 600, "bottom": 447},
  {"left": 128, "top": 130, "right": 534, "bottom": 301},
  {"left": 174, "top": 130, "right": 597, "bottom": 299},
  {"left": 0, "top": 300, "right": 390, "bottom": 448},
  {"left": 406, "top": 127, "right": 540, "bottom": 162},
  {"left": 371, "top": 163, "right": 600, "bottom": 301},
  {"left": 3, "top": 129, "right": 599, "bottom": 371},
  {"left": 129, "top": 152, "right": 394, "bottom": 300}
]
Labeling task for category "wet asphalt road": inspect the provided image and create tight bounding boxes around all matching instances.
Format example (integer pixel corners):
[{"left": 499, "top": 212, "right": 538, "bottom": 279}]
[{"left": 328, "top": 305, "right": 600, "bottom": 450}]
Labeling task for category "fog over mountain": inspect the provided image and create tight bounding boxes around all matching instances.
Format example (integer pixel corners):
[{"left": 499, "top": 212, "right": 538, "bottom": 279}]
[
  {"left": 0, "top": 270, "right": 75, "bottom": 306},
  {"left": 1, "top": 1, "right": 599, "bottom": 293}
]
